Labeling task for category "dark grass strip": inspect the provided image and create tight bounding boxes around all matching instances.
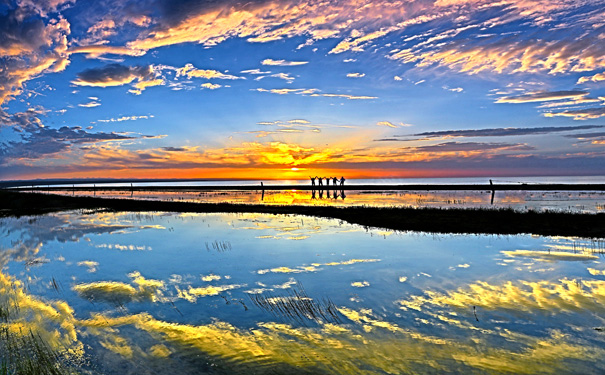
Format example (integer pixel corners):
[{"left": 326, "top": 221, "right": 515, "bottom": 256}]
[{"left": 2, "top": 190, "right": 605, "bottom": 238}]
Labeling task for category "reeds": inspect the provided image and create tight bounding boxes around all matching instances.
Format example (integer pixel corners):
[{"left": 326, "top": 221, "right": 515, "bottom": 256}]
[
  {"left": 0, "top": 298, "right": 76, "bottom": 375},
  {"left": 205, "top": 240, "right": 232, "bottom": 252},
  {"left": 249, "top": 282, "right": 340, "bottom": 324}
]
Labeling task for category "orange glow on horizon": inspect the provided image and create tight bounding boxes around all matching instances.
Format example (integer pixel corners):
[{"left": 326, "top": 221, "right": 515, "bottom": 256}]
[{"left": 8, "top": 166, "right": 541, "bottom": 182}]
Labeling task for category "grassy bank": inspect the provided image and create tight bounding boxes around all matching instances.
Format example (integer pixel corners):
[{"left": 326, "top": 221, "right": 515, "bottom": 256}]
[{"left": 1, "top": 190, "right": 605, "bottom": 238}]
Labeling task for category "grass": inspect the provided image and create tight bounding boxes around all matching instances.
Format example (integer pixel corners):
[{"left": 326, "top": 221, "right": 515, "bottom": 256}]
[
  {"left": 2, "top": 190, "right": 605, "bottom": 237},
  {"left": 248, "top": 282, "right": 341, "bottom": 324},
  {"left": 0, "top": 291, "right": 77, "bottom": 375}
]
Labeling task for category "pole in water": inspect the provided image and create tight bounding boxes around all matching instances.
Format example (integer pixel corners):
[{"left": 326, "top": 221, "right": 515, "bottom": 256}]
[{"left": 489, "top": 179, "right": 495, "bottom": 205}]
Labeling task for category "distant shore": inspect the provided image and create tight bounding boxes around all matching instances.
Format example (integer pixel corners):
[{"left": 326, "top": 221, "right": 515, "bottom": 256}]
[
  {"left": 7, "top": 183, "right": 605, "bottom": 191},
  {"left": 2, "top": 190, "right": 605, "bottom": 238}
]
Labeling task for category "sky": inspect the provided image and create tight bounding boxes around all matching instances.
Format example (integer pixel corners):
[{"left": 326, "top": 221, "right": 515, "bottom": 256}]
[{"left": 1, "top": 0, "right": 605, "bottom": 181}]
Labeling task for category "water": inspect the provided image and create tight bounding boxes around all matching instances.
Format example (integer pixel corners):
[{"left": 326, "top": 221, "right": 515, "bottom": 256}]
[
  {"left": 45, "top": 188, "right": 605, "bottom": 213},
  {"left": 19, "top": 175, "right": 605, "bottom": 188},
  {"left": 2, "top": 210, "right": 605, "bottom": 374}
]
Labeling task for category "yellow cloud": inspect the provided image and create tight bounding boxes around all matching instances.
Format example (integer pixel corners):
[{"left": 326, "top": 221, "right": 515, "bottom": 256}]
[
  {"left": 399, "top": 278, "right": 605, "bottom": 314},
  {"left": 377, "top": 121, "right": 397, "bottom": 128},
  {"left": 502, "top": 250, "right": 599, "bottom": 262}
]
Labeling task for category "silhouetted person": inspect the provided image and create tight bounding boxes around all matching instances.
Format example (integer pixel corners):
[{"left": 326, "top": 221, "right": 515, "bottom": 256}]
[
  {"left": 340, "top": 176, "right": 345, "bottom": 186},
  {"left": 318, "top": 176, "right": 323, "bottom": 186},
  {"left": 326, "top": 177, "right": 330, "bottom": 187},
  {"left": 310, "top": 176, "right": 316, "bottom": 186},
  {"left": 333, "top": 177, "right": 338, "bottom": 185}
]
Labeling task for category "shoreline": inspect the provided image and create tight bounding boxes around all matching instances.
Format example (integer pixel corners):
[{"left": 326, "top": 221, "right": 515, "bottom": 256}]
[
  {"left": 2, "top": 190, "right": 605, "bottom": 238},
  {"left": 7, "top": 183, "right": 605, "bottom": 192}
]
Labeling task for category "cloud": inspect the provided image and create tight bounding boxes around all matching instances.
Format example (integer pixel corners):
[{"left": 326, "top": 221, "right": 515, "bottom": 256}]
[
  {"left": 79, "top": 100, "right": 101, "bottom": 108},
  {"left": 536, "top": 98, "right": 602, "bottom": 109},
  {"left": 0, "top": 9, "right": 70, "bottom": 104},
  {"left": 71, "top": 63, "right": 156, "bottom": 88},
  {"left": 346, "top": 72, "right": 365, "bottom": 78},
  {"left": 544, "top": 107, "right": 605, "bottom": 120},
  {"left": 577, "top": 72, "right": 605, "bottom": 84},
  {"left": 0, "top": 108, "right": 156, "bottom": 165},
  {"left": 412, "top": 142, "right": 533, "bottom": 153},
  {"left": 443, "top": 86, "right": 463, "bottom": 93},
  {"left": 253, "top": 88, "right": 319, "bottom": 95},
  {"left": 68, "top": 45, "right": 145, "bottom": 58},
  {"left": 255, "top": 72, "right": 296, "bottom": 83},
  {"left": 0, "top": 126, "right": 141, "bottom": 163},
  {"left": 496, "top": 91, "right": 589, "bottom": 104},
  {"left": 97, "top": 115, "right": 154, "bottom": 123},
  {"left": 261, "top": 59, "right": 308, "bottom": 66},
  {"left": 390, "top": 24, "right": 605, "bottom": 75},
  {"left": 377, "top": 121, "right": 397, "bottom": 128},
  {"left": 129, "top": 78, "right": 164, "bottom": 95},
  {"left": 311, "top": 93, "right": 377, "bottom": 100},
  {"left": 240, "top": 69, "right": 271, "bottom": 75},
  {"left": 176, "top": 63, "right": 244, "bottom": 80},
  {"left": 386, "top": 125, "right": 604, "bottom": 141},
  {"left": 201, "top": 83, "right": 222, "bottom": 90},
  {"left": 502, "top": 250, "right": 599, "bottom": 262}
]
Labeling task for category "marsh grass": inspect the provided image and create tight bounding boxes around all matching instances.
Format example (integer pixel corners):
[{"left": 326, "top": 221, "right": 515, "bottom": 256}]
[
  {"left": 205, "top": 240, "right": 232, "bottom": 252},
  {"left": 0, "top": 295, "right": 77, "bottom": 375},
  {"left": 249, "top": 282, "right": 341, "bottom": 324}
]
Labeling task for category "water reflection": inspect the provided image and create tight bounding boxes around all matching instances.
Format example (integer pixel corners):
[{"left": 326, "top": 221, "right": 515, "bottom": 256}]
[
  {"left": 1, "top": 211, "right": 605, "bottom": 374},
  {"left": 45, "top": 188, "right": 605, "bottom": 212}
]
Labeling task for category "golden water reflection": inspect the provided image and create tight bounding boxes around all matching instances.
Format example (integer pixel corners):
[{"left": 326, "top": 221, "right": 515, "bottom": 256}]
[
  {"left": 3, "top": 266, "right": 605, "bottom": 374},
  {"left": 46, "top": 188, "right": 605, "bottom": 212},
  {"left": 3, "top": 211, "right": 605, "bottom": 374}
]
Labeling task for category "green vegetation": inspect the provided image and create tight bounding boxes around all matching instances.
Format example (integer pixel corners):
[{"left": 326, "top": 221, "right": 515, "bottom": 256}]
[{"left": 0, "top": 293, "right": 77, "bottom": 375}]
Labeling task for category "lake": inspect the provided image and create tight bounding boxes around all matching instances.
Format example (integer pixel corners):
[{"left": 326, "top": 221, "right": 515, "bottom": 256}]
[{"left": 2, "top": 210, "right": 605, "bottom": 374}]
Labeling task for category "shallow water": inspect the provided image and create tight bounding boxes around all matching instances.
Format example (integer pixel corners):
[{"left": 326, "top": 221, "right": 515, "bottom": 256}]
[
  {"left": 1, "top": 210, "right": 605, "bottom": 374},
  {"left": 47, "top": 188, "right": 605, "bottom": 213}
]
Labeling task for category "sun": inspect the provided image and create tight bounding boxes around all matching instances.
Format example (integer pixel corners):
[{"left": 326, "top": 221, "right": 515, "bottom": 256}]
[{"left": 290, "top": 167, "right": 299, "bottom": 171}]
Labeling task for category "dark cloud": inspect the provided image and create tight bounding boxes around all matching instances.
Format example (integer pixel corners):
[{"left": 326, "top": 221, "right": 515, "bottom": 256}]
[
  {"left": 0, "top": 7, "right": 70, "bottom": 104},
  {"left": 0, "top": 108, "right": 152, "bottom": 164},
  {"left": 412, "top": 142, "right": 534, "bottom": 153},
  {"left": 72, "top": 63, "right": 153, "bottom": 86},
  {"left": 0, "top": 10, "right": 48, "bottom": 53},
  {"left": 161, "top": 146, "right": 187, "bottom": 151},
  {"left": 316, "top": 154, "right": 605, "bottom": 177},
  {"left": 0, "top": 126, "right": 137, "bottom": 162},
  {"left": 564, "top": 132, "right": 605, "bottom": 139},
  {"left": 377, "top": 125, "right": 604, "bottom": 141}
]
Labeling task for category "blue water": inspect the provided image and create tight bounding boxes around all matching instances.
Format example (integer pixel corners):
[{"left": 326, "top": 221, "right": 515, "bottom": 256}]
[{"left": 1, "top": 210, "right": 605, "bottom": 374}]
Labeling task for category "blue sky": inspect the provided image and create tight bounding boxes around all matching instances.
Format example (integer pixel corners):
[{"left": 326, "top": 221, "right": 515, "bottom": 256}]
[{"left": 1, "top": 0, "right": 605, "bottom": 180}]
